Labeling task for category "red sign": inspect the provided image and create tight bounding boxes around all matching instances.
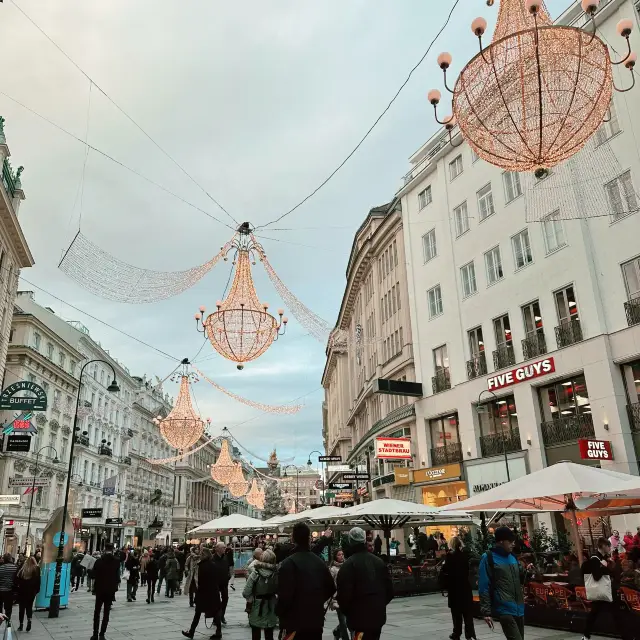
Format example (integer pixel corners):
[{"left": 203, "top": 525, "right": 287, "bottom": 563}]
[
  {"left": 72, "top": 517, "right": 82, "bottom": 531},
  {"left": 487, "top": 357, "right": 555, "bottom": 391},
  {"left": 375, "top": 437, "right": 412, "bottom": 460},
  {"left": 13, "top": 419, "right": 31, "bottom": 430},
  {"left": 579, "top": 439, "right": 613, "bottom": 460}
]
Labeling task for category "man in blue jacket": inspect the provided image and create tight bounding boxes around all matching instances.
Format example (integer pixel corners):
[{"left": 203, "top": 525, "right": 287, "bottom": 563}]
[{"left": 478, "top": 527, "right": 526, "bottom": 640}]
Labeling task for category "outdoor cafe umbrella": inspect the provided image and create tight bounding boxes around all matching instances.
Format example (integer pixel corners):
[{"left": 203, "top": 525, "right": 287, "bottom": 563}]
[{"left": 188, "top": 513, "right": 266, "bottom": 535}]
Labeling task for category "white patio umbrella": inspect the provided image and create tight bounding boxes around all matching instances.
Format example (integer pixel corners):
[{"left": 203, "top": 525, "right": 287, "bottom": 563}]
[{"left": 188, "top": 513, "right": 266, "bottom": 535}]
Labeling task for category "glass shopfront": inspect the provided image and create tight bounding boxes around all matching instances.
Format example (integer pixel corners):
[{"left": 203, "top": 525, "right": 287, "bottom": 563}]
[{"left": 539, "top": 374, "right": 590, "bottom": 422}]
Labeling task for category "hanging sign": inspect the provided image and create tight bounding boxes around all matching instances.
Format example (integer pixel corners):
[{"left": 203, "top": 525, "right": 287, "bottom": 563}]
[
  {"left": 319, "top": 455, "right": 342, "bottom": 462},
  {"left": 487, "top": 357, "right": 555, "bottom": 391},
  {"left": 327, "top": 464, "right": 351, "bottom": 472},
  {"left": 6, "top": 435, "right": 31, "bottom": 452},
  {"left": 0, "top": 495, "right": 20, "bottom": 505},
  {"left": 375, "top": 437, "right": 412, "bottom": 460},
  {"left": 3, "top": 413, "right": 37, "bottom": 435},
  {"left": 9, "top": 477, "right": 49, "bottom": 487},
  {"left": 328, "top": 482, "right": 353, "bottom": 490},
  {"left": 82, "top": 508, "right": 103, "bottom": 518},
  {"left": 0, "top": 381, "right": 48, "bottom": 411},
  {"left": 343, "top": 473, "right": 370, "bottom": 481},
  {"left": 578, "top": 439, "right": 613, "bottom": 460}
]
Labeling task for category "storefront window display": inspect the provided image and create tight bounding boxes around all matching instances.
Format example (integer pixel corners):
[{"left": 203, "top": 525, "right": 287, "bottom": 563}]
[
  {"left": 539, "top": 374, "right": 590, "bottom": 422},
  {"left": 478, "top": 395, "right": 518, "bottom": 437}
]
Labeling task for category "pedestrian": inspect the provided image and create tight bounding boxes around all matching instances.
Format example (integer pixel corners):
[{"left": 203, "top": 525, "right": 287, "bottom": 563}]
[
  {"left": 140, "top": 549, "right": 150, "bottom": 587},
  {"left": 440, "top": 537, "right": 476, "bottom": 640},
  {"left": 243, "top": 548, "right": 278, "bottom": 640},
  {"left": 165, "top": 550, "right": 179, "bottom": 598},
  {"left": 16, "top": 553, "right": 25, "bottom": 572},
  {"left": 225, "top": 545, "right": 236, "bottom": 591},
  {"left": 125, "top": 550, "right": 140, "bottom": 602},
  {"left": 87, "top": 552, "right": 99, "bottom": 592},
  {"left": 15, "top": 556, "right": 40, "bottom": 632},
  {"left": 145, "top": 552, "right": 159, "bottom": 604},
  {"left": 0, "top": 553, "right": 17, "bottom": 620},
  {"left": 374, "top": 535, "right": 382, "bottom": 556},
  {"left": 623, "top": 530, "right": 634, "bottom": 550},
  {"left": 182, "top": 547, "right": 223, "bottom": 640},
  {"left": 184, "top": 547, "right": 200, "bottom": 607},
  {"left": 176, "top": 545, "right": 187, "bottom": 595},
  {"left": 438, "top": 533, "right": 449, "bottom": 552},
  {"left": 118, "top": 547, "right": 127, "bottom": 578},
  {"left": 156, "top": 548, "right": 168, "bottom": 594},
  {"left": 336, "top": 527, "right": 393, "bottom": 640},
  {"left": 276, "top": 522, "right": 338, "bottom": 640},
  {"left": 426, "top": 534, "right": 439, "bottom": 558},
  {"left": 328, "top": 549, "right": 349, "bottom": 640},
  {"left": 478, "top": 527, "right": 525, "bottom": 640},
  {"left": 609, "top": 530, "right": 623, "bottom": 553},
  {"left": 91, "top": 543, "right": 120, "bottom": 640},
  {"left": 71, "top": 552, "right": 84, "bottom": 591},
  {"left": 213, "top": 542, "right": 230, "bottom": 624},
  {"left": 246, "top": 549, "right": 263, "bottom": 577}
]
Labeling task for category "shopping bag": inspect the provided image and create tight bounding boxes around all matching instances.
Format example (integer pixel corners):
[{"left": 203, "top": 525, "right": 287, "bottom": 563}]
[
  {"left": 584, "top": 572, "right": 613, "bottom": 602},
  {"left": 3, "top": 619, "right": 13, "bottom": 640}
]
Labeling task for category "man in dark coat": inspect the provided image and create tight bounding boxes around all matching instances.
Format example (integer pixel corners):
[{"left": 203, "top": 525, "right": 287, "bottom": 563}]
[
  {"left": 440, "top": 537, "right": 475, "bottom": 640},
  {"left": 213, "top": 542, "right": 230, "bottom": 624},
  {"left": 373, "top": 535, "right": 383, "bottom": 556},
  {"left": 337, "top": 527, "right": 393, "bottom": 640},
  {"left": 92, "top": 543, "right": 120, "bottom": 640},
  {"left": 277, "top": 522, "right": 335, "bottom": 640},
  {"left": 183, "top": 548, "right": 223, "bottom": 639}
]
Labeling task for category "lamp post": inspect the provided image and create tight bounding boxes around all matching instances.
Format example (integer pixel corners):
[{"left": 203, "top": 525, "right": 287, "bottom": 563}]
[
  {"left": 307, "top": 450, "right": 324, "bottom": 504},
  {"left": 49, "top": 359, "right": 119, "bottom": 618},
  {"left": 282, "top": 465, "right": 301, "bottom": 513},
  {"left": 25, "top": 445, "right": 60, "bottom": 555},
  {"left": 69, "top": 475, "right": 84, "bottom": 549},
  {"left": 476, "top": 389, "right": 510, "bottom": 482}
]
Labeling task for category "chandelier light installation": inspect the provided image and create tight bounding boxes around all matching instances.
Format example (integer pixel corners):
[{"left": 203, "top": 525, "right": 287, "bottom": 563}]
[
  {"left": 428, "top": 0, "right": 636, "bottom": 177},
  {"left": 196, "top": 223, "right": 288, "bottom": 370},
  {"left": 228, "top": 462, "right": 249, "bottom": 497},
  {"left": 210, "top": 438, "right": 236, "bottom": 485},
  {"left": 245, "top": 478, "right": 263, "bottom": 508}
]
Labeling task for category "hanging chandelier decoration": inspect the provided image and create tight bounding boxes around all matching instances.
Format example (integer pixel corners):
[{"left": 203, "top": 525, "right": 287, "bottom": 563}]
[
  {"left": 245, "top": 478, "right": 263, "bottom": 508},
  {"left": 210, "top": 438, "right": 236, "bottom": 485},
  {"left": 196, "top": 223, "right": 287, "bottom": 370},
  {"left": 428, "top": 0, "right": 636, "bottom": 177},
  {"left": 228, "top": 462, "right": 249, "bottom": 497},
  {"left": 153, "top": 362, "right": 209, "bottom": 451}
]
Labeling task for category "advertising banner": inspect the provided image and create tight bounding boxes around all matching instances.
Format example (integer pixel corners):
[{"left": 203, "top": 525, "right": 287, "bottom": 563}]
[{"left": 374, "top": 437, "right": 412, "bottom": 460}]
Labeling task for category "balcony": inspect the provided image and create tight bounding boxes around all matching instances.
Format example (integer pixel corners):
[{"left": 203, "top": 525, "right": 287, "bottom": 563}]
[
  {"left": 493, "top": 344, "right": 516, "bottom": 370},
  {"left": 432, "top": 369, "right": 451, "bottom": 394},
  {"left": 466, "top": 354, "right": 487, "bottom": 380},
  {"left": 431, "top": 442, "right": 463, "bottom": 464},
  {"left": 120, "top": 456, "right": 132, "bottom": 466},
  {"left": 555, "top": 319, "right": 583, "bottom": 349},
  {"left": 98, "top": 445, "right": 113, "bottom": 457},
  {"left": 74, "top": 435, "right": 90, "bottom": 447},
  {"left": 627, "top": 403, "right": 640, "bottom": 433},
  {"left": 480, "top": 428, "right": 521, "bottom": 457},
  {"left": 624, "top": 299, "right": 640, "bottom": 327},
  {"left": 541, "top": 414, "right": 595, "bottom": 446},
  {"left": 522, "top": 333, "right": 547, "bottom": 360},
  {"left": 372, "top": 473, "right": 395, "bottom": 488},
  {"left": 122, "top": 428, "right": 134, "bottom": 440}
]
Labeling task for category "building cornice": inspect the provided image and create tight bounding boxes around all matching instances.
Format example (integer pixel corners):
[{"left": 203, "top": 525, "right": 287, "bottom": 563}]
[{"left": 7, "top": 345, "right": 80, "bottom": 389}]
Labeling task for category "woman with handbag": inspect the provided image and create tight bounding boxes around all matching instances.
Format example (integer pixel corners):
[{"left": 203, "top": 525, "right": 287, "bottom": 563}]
[{"left": 182, "top": 548, "right": 222, "bottom": 640}]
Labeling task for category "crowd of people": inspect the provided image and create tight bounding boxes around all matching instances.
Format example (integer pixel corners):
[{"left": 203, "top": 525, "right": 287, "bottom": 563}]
[{"left": 0, "top": 550, "right": 42, "bottom": 631}]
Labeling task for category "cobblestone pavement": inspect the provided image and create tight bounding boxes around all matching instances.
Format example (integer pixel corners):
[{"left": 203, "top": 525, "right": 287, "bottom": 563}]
[{"left": 15, "top": 581, "right": 607, "bottom": 640}]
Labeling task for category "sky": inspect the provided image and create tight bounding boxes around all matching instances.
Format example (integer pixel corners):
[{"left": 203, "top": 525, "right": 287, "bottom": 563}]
[{"left": 0, "top": 0, "right": 570, "bottom": 466}]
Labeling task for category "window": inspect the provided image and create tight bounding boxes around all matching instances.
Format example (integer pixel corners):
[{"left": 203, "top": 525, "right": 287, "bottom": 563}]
[
  {"left": 70, "top": 360, "right": 76, "bottom": 376},
  {"left": 512, "top": 229, "right": 533, "bottom": 269},
  {"left": 460, "top": 261, "right": 477, "bottom": 298},
  {"left": 522, "top": 300, "right": 544, "bottom": 338},
  {"left": 594, "top": 100, "right": 621, "bottom": 145},
  {"left": 555, "top": 285, "right": 579, "bottom": 324},
  {"left": 468, "top": 326, "right": 485, "bottom": 357},
  {"left": 433, "top": 344, "right": 449, "bottom": 373},
  {"left": 422, "top": 229, "right": 437, "bottom": 262},
  {"left": 47, "top": 343, "right": 54, "bottom": 359},
  {"left": 471, "top": 148, "right": 480, "bottom": 163},
  {"left": 503, "top": 171, "right": 522, "bottom": 202},
  {"left": 429, "top": 415, "right": 460, "bottom": 451},
  {"left": 27, "top": 373, "right": 36, "bottom": 383},
  {"left": 606, "top": 170, "right": 638, "bottom": 220},
  {"left": 493, "top": 314, "right": 512, "bottom": 348},
  {"left": 622, "top": 257, "right": 640, "bottom": 300},
  {"left": 477, "top": 183, "right": 495, "bottom": 221},
  {"left": 418, "top": 186, "right": 432, "bottom": 210},
  {"left": 427, "top": 285, "right": 443, "bottom": 318},
  {"left": 393, "top": 241, "right": 398, "bottom": 267},
  {"left": 484, "top": 246, "right": 504, "bottom": 284},
  {"left": 33, "top": 332, "right": 41, "bottom": 350},
  {"left": 396, "top": 283, "right": 402, "bottom": 311},
  {"left": 542, "top": 210, "right": 566, "bottom": 254},
  {"left": 539, "top": 374, "right": 590, "bottom": 422},
  {"left": 9, "top": 329, "right": 13, "bottom": 343},
  {"left": 478, "top": 395, "right": 519, "bottom": 437},
  {"left": 449, "top": 154, "right": 463, "bottom": 181},
  {"left": 454, "top": 201, "right": 470, "bottom": 237},
  {"left": 59, "top": 352, "right": 66, "bottom": 369}
]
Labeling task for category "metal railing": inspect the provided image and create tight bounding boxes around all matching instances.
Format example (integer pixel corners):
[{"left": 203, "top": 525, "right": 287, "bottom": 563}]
[
  {"left": 431, "top": 442, "right": 463, "bottom": 464},
  {"left": 480, "top": 428, "right": 521, "bottom": 457},
  {"left": 98, "top": 445, "right": 113, "bottom": 457},
  {"left": 2, "top": 159, "right": 15, "bottom": 198},
  {"left": 493, "top": 344, "right": 516, "bottom": 370},
  {"left": 540, "top": 414, "right": 595, "bottom": 446},
  {"left": 627, "top": 403, "right": 640, "bottom": 433},
  {"left": 432, "top": 369, "right": 451, "bottom": 394},
  {"left": 522, "top": 333, "right": 547, "bottom": 360},
  {"left": 74, "top": 435, "right": 90, "bottom": 447},
  {"left": 466, "top": 353, "right": 487, "bottom": 380},
  {"left": 372, "top": 473, "right": 395, "bottom": 488},
  {"left": 624, "top": 299, "right": 640, "bottom": 327},
  {"left": 555, "top": 319, "right": 583, "bottom": 349}
]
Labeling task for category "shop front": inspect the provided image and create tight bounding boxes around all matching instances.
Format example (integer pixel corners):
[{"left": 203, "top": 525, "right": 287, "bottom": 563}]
[{"left": 464, "top": 452, "right": 528, "bottom": 496}]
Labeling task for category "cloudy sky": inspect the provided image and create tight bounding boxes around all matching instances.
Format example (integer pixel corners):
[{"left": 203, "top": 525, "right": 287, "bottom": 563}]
[{"left": 0, "top": 0, "right": 569, "bottom": 466}]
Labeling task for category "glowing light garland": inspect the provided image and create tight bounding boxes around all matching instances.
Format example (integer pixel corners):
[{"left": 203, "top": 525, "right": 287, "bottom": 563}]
[
  {"left": 428, "top": 0, "right": 636, "bottom": 175},
  {"left": 228, "top": 462, "right": 249, "bottom": 497}
]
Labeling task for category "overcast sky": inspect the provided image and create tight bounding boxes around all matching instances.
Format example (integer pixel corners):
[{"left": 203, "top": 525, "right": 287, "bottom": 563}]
[{"left": 0, "top": 0, "right": 569, "bottom": 466}]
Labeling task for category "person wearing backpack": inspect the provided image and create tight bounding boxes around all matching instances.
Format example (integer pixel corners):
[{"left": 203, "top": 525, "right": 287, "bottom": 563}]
[
  {"left": 243, "top": 549, "right": 278, "bottom": 640},
  {"left": 478, "top": 527, "right": 525, "bottom": 640}
]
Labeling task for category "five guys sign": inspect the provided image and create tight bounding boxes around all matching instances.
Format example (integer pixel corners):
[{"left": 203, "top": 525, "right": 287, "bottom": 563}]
[
  {"left": 487, "top": 357, "right": 555, "bottom": 391},
  {"left": 579, "top": 439, "right": 613, "bottom": 460}
]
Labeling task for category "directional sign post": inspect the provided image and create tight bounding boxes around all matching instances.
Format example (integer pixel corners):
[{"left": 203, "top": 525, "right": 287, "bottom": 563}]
[
  {"left": 328, "top": 482, "right": 353, "bottom": 490},
  {"left": 9, "top": 477, "right": 49, "bottom": 488},
  {"left": 343, "top": 473, "right": 370, "bottom": 481},
  {"left": 0, "top": 495, "right": 20, "bottom": 505},
  {"left": 319, "top": 456, "right": 342, "bottom": 463}
]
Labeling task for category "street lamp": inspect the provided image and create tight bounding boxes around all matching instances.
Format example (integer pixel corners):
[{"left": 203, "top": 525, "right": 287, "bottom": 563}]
[
  {"left": 49, "top": 359, "right": 119, "bottom": 618},
  {"left": 282, "top": 465, "right": 302, "bottom": 513},
  {"left": 476, "top": 389, "right": 510, "bottom": 482},
  {"left": 307, "top": 450, "right": 324, "bottom": 504},
  {"left": 25, "top": 445, "right": 60, "bottom": 554}
]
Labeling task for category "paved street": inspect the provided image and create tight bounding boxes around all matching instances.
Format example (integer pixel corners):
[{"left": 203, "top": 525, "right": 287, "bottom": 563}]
[{"left": 17, "top": 582, "right": 609, "bottom": 640}]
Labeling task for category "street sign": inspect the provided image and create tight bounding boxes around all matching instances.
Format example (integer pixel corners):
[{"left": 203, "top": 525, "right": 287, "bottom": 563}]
[
  {"left": 0, "top": 495, "right": 20, "bottom": 505},
  {"left": 314, "top": 480, "right": 324, "bottom": 490},
  {"left": 328, "top": 482, "right": 353, "bottom": 490},
  {"left": 82, "top": 508, "right": 103, "bottom": 518},
  {"left": 0, "top": 381, "right": 48, "bottom": 411},
  {"left": 105, "top": 518, "right": 123, "bottom": 526},
  {"left": 6, "top": 435, "right": 31, "bottom": 452},
  {"left": 343, "top": 473, "right": 370, "bottom": 481},
  {"left": 319, "top": 455, "right": 342, "bottom": 463},
  {"left": 9, "top": 477, "right": 49, "bottom": 488},
  {"left": 327, "top": 464, "right": 351, "bottom": 472},
  {"left": 4, "top": 520, "right": 14, "bottom": 526},
  {"left": 325, "top": 492, "right": 336, "bottom": 499},
  {"left": 5, "top": 528, "right": 15, "bottom": 537}
]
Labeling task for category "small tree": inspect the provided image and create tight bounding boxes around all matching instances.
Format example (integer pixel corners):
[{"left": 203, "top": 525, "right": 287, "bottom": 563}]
[{"left": 263, "top": 481, "right": 287, "bottom": 520}]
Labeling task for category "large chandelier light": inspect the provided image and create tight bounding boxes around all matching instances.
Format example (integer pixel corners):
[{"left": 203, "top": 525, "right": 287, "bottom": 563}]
[
  {"left": 195, "top": 223, "right": 287, "bottom": 370},
  {"left": 428, "top": 0, "right": 636, "bottom": 176},
  {"left": 211, "top": 438, "right": 236, "bottom": 485},
  {"left": 228, "top": 462, "right": 249, "bottom": 497},
  {"left": 245, "top": 478, "right": 262, "bottom": 508}
]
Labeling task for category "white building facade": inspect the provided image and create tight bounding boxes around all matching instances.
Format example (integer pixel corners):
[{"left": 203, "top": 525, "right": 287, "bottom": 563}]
[{"left": 396, "top": 0, "right": 640, "bottom": 532}]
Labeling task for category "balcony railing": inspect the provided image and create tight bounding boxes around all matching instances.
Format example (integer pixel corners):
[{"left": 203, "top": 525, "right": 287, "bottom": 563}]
[
  {"left": 480, "top": 428, "right": 521, "bottom": 457},
  {"left": 522, "top": 333, "right": 547, "bottom": 360},
  {"left": 493, "top": 344, "right": 516, "bottom": 370},
  {"left": 2, "top": 159, "right": 16, "bottom": 198},
  {"left": 98, "top": 445, "right": 113, "bottom": 457},
  {"left": 555, "top": 319, "right": 583, "bottom": 349},
  {"left": 372, "top": 473, "right": 395, "bottom": 488},
  {"left": 541, "top": 414, "right": 595, "bottom": 446},
  {"left": 466, "top": 353, "right": 487, "bottom": 380},
  {"left": 624, "top": 299, "right": 640, "bottom": 327},
  {"left": 431, "top": 442, "right": 463, "bottom": 465},
  {"left": 432, "top": 369, "right": 451, "bottom": 394},
  {"left": 74, "top": 435, "right": 90, "bottom": 447},
  {"left": 121, "top": 456, "right": 132, "bottom": 466},
  {"left": 627, "top": 403, "right": 640, "bottom": 433},
  {"left": 123, "top": 428, "right": 134, "bottom": 439}
]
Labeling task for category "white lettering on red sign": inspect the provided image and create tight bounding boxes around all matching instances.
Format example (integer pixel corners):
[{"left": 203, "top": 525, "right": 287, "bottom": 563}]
[
  {"left": 579, "top": 439, "right": 613, "bottom": 460},
  {"left": 375, "top": 437, "right": 412, "bottom": 460},
  {"left": 487, "top": 357, "right": 555, "bottom": 391}
]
